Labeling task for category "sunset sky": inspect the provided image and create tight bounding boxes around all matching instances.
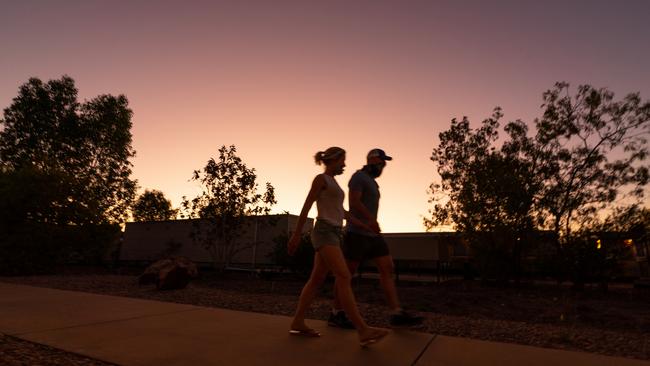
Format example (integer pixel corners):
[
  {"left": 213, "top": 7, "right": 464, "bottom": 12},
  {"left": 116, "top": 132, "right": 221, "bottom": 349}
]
[{"left": 2, "top": 1, "right": 649, "bottom": 232}]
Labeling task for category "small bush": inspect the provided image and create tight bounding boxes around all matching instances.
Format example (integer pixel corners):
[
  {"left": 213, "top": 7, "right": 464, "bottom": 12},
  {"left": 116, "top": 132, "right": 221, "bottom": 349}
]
[{"left": 269, "top": 233, "right": 314, "bottom": 275}]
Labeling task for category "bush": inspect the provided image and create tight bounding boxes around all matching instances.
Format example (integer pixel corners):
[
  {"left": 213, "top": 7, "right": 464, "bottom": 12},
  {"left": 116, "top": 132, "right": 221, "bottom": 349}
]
[
  {"left": 563, "top": 234, "right": 631, "bottom": 290},
  {"left": 0, "top": 167, "right": 122, "bottom": 274},
  {"left": 0, "top": 223, "right": 65, "bottom": 275},
  {"left": 63, "top": 224, "right": 121, "bottom": 265},
  {"left": 0, "top": 223, "right": 120, "bottom": 275},
  {"left": 269, "top": 233, "right": 314, "bottom": 275},
  {"left": 468, "top": 229, "right": 537, "bottom": 284}
]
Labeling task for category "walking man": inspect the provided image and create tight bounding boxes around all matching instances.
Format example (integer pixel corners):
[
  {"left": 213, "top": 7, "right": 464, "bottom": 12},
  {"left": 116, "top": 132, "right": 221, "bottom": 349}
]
[{"left": 329, "top": 148, "right": 424, "bottom": 329}]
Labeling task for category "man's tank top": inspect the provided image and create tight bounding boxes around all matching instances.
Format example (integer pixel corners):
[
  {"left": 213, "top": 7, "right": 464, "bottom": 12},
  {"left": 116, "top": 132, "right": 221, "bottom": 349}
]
[{"left": 316, "top": 174, "right": 345, "bottom": 227}]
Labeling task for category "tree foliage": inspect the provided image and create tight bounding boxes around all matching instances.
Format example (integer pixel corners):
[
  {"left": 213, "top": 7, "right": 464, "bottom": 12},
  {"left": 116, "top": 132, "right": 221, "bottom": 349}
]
[
  {"left": 181, "top": 145, "right": 276, "bottom": 270},
  {"left": 132, "top": 189, "right": 177, "bottom": 222},
  {"left": 426, "top": 108, "right": 537, "bottom": 233},
  {"left": 0, "top": 76, "right": 137, "bottom": 225},
  {"left": 426, "top": 108, "right": 538, "bottom": 281},
  {"left": 532, "top": 83, "right": 649, "bottom": 238},
  {"left": 0, "top": 166, "right": 120, "bottom": 274},
  {"left": 427, "top": 83, "right": 650, "bottom": 283},
  {"left": 0, "top": 76, "right": 134, "bottom": 273}
]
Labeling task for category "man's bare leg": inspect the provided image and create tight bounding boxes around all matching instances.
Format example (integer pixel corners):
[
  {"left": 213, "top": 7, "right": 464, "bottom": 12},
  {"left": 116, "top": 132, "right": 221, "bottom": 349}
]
[{"left": 373, "top": 255, "right": 400, "bottom": 310}]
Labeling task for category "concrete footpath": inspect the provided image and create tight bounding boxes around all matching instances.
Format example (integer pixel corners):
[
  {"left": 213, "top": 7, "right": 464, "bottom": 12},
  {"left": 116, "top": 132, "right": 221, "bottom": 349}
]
[{"left": 0, "top": 282, "right": 647, "bottom": 366}]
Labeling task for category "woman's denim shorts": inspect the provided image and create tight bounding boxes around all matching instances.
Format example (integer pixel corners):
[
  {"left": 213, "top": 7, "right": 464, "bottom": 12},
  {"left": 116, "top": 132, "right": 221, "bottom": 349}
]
[{"left": 310, "top": 220, "right": 343, "bottom": 251}]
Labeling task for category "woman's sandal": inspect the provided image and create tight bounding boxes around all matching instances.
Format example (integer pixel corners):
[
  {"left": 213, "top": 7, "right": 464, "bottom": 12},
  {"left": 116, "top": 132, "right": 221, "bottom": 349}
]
[
  {"left": 359, "top": 328, "right": 390, "bottom": 347},
  {"left": 289, "top": 328, "right": 321, "bottom": 337}
]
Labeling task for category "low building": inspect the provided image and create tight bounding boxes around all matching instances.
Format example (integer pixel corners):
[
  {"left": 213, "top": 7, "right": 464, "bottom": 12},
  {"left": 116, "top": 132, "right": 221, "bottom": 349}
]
[
  {"left": 120, "top": 214, "right": 312, "bottom": 268},
  {"left": 121, "top": 217, "right": 644, "bottom": 280}
]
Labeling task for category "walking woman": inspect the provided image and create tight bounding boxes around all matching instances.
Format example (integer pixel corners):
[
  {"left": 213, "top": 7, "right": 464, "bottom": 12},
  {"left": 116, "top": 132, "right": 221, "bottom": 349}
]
[{"left": 288, "top": 147, "right": 389, "bottom": 347}]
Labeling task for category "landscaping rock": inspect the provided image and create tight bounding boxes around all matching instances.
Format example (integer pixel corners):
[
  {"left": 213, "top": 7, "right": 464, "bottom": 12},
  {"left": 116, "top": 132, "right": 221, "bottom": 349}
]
[{"left": 138, "top": 257, "right": 198, "bottom": 290}]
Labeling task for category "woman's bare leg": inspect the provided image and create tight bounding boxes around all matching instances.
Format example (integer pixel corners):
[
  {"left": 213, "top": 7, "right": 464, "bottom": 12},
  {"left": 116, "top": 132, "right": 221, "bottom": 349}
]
[
  {"left": 291, "top": 252, "right": 329, "bottom": 330},
  {"left": 332, "top": 260, "right": 360, "bottom": 313}
]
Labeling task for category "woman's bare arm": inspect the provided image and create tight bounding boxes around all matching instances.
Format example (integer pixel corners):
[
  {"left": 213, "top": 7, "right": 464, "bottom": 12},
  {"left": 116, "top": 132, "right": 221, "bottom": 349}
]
[{"left": 288, "top": 174, "right": 325, "bottom": 254}]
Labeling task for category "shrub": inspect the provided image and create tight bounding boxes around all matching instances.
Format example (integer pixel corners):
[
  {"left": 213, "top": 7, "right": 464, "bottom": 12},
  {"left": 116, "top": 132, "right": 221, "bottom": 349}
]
[
  {"left": 0, "top": 223, "right": 120, "bottom": 275},
  {"left": 269, "top": 233, "right": 314, "bottom": 275}
]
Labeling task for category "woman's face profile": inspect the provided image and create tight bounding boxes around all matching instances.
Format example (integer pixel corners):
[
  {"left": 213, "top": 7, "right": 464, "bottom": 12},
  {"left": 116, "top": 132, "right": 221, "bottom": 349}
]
[{"left": 329, "top": 154, "right": 346, "bottom": 175}]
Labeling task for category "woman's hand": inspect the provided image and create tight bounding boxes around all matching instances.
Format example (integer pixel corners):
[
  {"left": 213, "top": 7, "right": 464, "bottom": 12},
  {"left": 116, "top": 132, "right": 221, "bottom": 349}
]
[
  {"left": 287, "top": 232, "right": 301, "bottom": 256},
  {"left": 368, "top": 220, "right": 381, "bottom": 234}
]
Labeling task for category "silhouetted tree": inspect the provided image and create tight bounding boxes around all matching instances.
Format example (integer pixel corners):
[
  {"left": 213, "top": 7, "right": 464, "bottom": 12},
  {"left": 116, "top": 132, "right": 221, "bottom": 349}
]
[
  {"left": 0, "top": 76, "right": 134, "bottom": 273},
  {"left": 181, "top": 145, "right": 276, "bottom": 271},
  {"left": 426, "top": 108, "right": 538, "bottom": 282},
  {"left": 0, "top": 166, "right": 74, "bottom": 273},
  {"left": 532, "top": 82, "right": 649, "bottom": 240},
  {"left": 427, "top": 82, "right": 650, "bottom": 284},
  {"left": 0, "top": 76, "right": 137, "bottom": 225},
  {"left": 132, "top": 189, "right": 177, "bottom": 222}
]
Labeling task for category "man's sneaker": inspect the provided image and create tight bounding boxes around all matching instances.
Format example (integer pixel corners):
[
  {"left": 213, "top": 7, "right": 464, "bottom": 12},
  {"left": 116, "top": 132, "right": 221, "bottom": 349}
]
[
  {"left": 328, "top": 311, "right": 355, "bottom": 329},
  {"left": 389, "top": 310, "right": 424, "bottom": 328}
]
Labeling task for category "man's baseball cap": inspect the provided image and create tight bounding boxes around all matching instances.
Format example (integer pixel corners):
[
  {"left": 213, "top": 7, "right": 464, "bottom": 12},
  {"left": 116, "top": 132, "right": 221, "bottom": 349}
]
[{"left": 367, "top": 148, "right": 392, "bottom": 161}]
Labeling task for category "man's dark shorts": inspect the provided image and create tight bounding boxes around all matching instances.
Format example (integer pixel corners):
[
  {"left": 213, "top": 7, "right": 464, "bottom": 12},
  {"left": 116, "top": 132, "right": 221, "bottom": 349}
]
[{"left": 342, "top": 231, "right": 390, "bottom": 262}]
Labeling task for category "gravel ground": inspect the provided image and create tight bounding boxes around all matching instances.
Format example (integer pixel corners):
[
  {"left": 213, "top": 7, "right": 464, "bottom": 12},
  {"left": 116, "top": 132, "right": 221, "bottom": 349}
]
[
  {"left": 0, "top": 333, "right": 117, "bottom": 366},
  {"left": 1, "top": 271, "right": 649, "bottom": 364}
]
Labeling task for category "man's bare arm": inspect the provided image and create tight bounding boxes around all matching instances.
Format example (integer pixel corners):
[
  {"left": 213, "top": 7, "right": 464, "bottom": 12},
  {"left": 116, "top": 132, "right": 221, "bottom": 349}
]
[{"left": 349, "top": 190, "right": 380, "bottom": 233}]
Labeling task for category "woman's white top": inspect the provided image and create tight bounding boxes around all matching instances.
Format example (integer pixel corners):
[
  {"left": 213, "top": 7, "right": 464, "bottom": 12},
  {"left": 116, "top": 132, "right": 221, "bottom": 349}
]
[{"left": 316, "top": 174, "right": 345, "bottom": 227}]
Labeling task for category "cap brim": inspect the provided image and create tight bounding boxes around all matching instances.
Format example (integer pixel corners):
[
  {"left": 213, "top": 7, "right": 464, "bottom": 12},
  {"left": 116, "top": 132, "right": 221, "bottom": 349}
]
[{"left": 383, "top": 156, "right": 393, "bottom": 161}]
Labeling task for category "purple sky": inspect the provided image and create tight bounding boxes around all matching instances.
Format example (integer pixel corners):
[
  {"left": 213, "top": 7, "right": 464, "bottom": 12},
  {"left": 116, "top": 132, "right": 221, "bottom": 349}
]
[{"left": 2, "top": 0, "right": 649, "bottom": 232}]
